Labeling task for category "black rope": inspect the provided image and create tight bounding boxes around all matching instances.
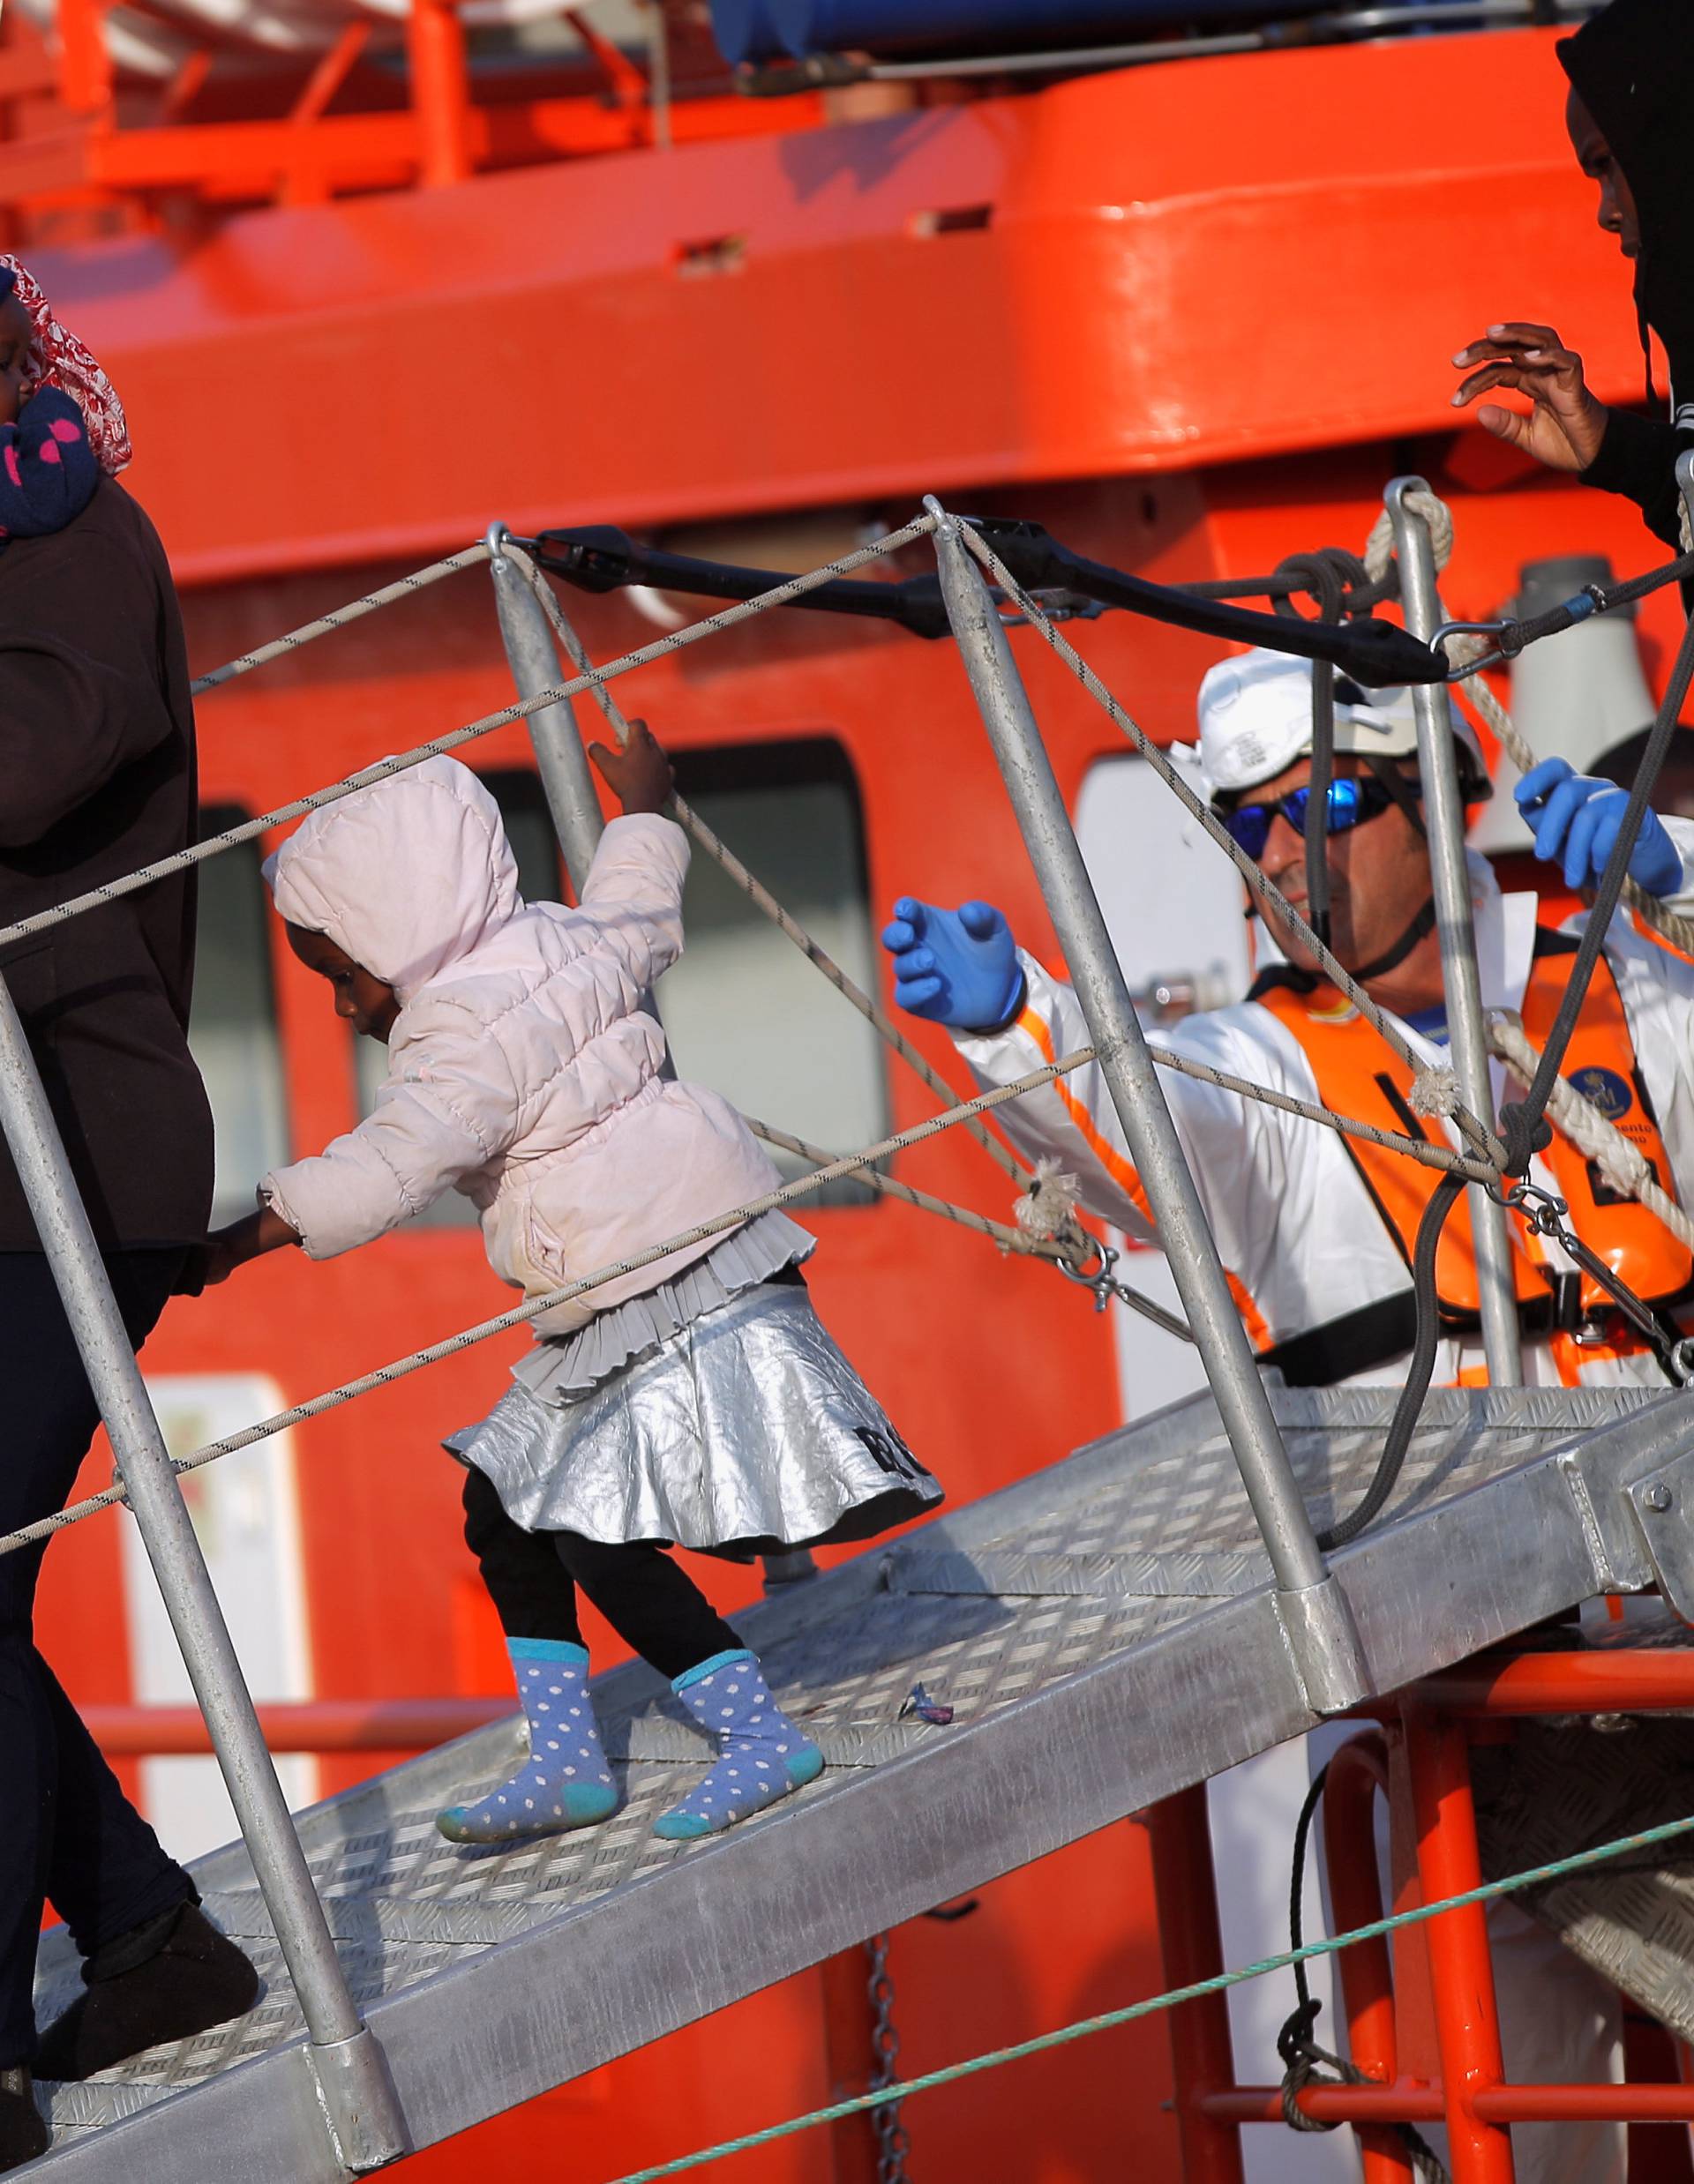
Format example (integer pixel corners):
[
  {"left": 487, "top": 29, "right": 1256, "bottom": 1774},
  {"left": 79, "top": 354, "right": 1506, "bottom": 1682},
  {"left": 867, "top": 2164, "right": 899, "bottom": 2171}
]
[
  {"left": 1326, "top": 593, "right": 1694, "bottom": 1557},
  {"left": 1510, "top": 604, "right": 1694, "bottom": 1163},
  {"left": 1317, "top": 1173, "right": 1465, "bottom": 1552},
  {"left": 1278, "top": 1763, "right": 1450, "bottom": 2184},
  {"left": 1180, "top": 546, "right": 1392, "bottom": 618},
  {"left": 1280, "top": 557, "right": 1347, "bottom": 954},
  {"left": 1489, "top": 551, "right": 1694, "bottom": 659}
]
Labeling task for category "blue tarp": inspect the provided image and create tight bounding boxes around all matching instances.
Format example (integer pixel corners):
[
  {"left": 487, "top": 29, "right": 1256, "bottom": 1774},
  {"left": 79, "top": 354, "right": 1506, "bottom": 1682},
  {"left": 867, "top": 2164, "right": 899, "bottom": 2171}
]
[{"left": 712, "top": 0, "right": 1375, "bottom": 66}]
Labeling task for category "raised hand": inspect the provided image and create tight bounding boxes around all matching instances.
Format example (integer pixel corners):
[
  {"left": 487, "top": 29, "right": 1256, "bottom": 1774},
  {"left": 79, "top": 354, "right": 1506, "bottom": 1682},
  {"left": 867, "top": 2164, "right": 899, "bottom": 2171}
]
[
  {"left": 588, "top": 718, "right": 675, "bottom": 816},
  {"left": 1516, "top": 756, "right": 1683, "bottom": 896},
  {"left": 1450, "top": 324, "right": 1610, "bottom": 473},
  {"left": 881, "top": 897, "right": 1023, "bottom": 1029}
]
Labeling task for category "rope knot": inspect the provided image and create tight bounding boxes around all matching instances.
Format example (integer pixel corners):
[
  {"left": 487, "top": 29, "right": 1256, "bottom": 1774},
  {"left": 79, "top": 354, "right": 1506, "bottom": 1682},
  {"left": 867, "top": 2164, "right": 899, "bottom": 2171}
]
[
  {"left": 1017, "top": 1159, "right": 1081, "bottom": 1245},
  {"left": 1276, "top": 2000, "right": 1344, "bottom": 2135},
  {"left": 1499, "top": 1098, "right": 1554, "bottom": 1178},
  {"left": 1408, "top": 1066, "right": 1460, "bottom": 1120}
]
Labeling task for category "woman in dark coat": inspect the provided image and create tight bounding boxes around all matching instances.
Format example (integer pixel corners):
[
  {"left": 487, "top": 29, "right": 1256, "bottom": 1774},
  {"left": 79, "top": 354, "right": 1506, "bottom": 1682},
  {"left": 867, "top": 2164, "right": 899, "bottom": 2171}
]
[
  {"left": 1451, "top": 0, "right": 1694, "bottom": 550},
  {"left": 0, "top": 260, "right": 255, "bottom": 2173}
]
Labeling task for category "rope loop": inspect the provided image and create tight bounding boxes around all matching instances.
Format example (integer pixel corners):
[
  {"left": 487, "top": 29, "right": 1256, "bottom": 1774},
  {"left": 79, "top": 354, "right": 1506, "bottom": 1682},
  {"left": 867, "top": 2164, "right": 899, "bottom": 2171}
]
[
  {"left": 1268, "top": 546, "right": 1383, "bottom": 623},
  {"left": 1363, "top": 490, "right": 1454, "bottom": 588},
  {"left": 1275, "top": 1998, "right": 1345, "bottom": 2134}
]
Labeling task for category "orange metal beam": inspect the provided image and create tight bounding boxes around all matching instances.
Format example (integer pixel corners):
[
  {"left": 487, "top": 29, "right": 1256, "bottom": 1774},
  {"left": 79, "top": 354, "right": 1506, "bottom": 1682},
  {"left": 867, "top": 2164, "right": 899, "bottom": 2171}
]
[
  {"left": 1146, "top": 1789, "right": 1248, "bottom": 2184},
  {"left": 1322, "top": 1733, "right": 1414, "bottom": 2184},
  {"left": 407, "top": 0, "right": 473, "bottom": 188},
  {"left": 0, "top": 86, "right": 819, "bottom": 210},
  {"left": 1204, "top": 2086, "right": 1694, "bottom": 2125},
  {"left": 1417, "top": 1650, "right": 1694, "bottom": 1715},
  {"left": 1405, "top": 1708, "right": 1516, "bottom": 2184}
]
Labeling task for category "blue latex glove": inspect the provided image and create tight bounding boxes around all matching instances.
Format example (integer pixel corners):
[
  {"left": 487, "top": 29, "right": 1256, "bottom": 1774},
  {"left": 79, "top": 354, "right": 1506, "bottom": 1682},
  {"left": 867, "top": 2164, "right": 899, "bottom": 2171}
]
[
  {"left": 881, "top": 897, "right": 1023, "bottom": 1029},
  {"left": 1515, "top": 756, "right": 1683, "bottom": 898}
]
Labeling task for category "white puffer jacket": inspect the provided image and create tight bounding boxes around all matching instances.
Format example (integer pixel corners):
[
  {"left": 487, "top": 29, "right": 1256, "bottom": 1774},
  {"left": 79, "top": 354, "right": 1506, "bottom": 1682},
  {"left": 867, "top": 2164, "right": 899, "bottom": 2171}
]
[{"left": 261, "top": 757, "right": 783, "bottom": 1335}]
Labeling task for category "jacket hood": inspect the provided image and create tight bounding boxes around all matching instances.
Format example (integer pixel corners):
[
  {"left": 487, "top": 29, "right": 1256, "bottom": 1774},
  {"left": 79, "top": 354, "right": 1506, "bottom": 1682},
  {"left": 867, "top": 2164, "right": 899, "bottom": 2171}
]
[
  {"left": 1560, "top": 1, "right": 1694, "bottom": 395},
  {"left": 266, "top": 757, "right": 521, "bottom": 1002}
]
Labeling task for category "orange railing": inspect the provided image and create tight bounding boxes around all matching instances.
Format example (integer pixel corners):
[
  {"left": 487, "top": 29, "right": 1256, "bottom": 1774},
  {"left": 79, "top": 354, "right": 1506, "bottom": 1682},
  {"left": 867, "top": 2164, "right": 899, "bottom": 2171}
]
[
  {"left": 0, "top": 0, "right": 822, "bottom": 220},
  {"left": 1151, "top": 1642, "right": 1694, "bottom": 2184},
  {"left": 86, "top": 1695, "right": 509, "bottom": 1754}
]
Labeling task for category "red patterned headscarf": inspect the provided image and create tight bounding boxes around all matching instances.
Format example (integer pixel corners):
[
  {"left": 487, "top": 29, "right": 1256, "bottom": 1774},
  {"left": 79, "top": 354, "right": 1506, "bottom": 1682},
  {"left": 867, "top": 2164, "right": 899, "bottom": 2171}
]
[{"left": 0, "top": 256, "right": 131, "bottom": 475}]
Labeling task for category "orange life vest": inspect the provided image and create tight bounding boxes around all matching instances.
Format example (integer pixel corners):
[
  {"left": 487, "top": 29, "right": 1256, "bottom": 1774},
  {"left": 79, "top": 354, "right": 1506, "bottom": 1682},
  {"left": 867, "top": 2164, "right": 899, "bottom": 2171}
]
[{"left": 1249, "top": 929, "right": 1694, "bottom": 1381}]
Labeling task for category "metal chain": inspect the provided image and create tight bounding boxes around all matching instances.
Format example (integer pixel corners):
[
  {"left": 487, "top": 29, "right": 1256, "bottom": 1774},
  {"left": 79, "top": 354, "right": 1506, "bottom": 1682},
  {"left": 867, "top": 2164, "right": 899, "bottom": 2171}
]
[{"left": 866, "top": 1933, "right": 911, "bottom": 2184}]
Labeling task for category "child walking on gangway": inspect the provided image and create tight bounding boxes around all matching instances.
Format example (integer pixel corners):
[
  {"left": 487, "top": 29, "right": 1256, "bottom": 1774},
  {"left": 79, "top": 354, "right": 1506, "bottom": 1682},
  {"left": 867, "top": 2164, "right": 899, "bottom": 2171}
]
[{"left": 196, "top": 724, "right": 938, "bottom": 1844}]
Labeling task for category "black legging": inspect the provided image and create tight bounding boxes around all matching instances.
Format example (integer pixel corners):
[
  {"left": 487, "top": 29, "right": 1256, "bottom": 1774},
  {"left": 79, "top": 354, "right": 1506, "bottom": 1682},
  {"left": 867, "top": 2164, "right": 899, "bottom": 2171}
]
[
  {"left": 461, "top": 1465, "right": 740, "bottom": 1681},
  {"left": 0, "top": 1250, "right": 194, "bottom": 2067}
]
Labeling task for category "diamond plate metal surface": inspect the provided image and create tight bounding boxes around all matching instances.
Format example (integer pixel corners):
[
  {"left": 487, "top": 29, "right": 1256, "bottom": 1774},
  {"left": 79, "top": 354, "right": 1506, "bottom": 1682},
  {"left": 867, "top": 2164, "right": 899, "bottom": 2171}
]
[
  {"left": 27, "top": 1384, "right": 1687, "bottom": 2174},
  {"left": 1473, "top": 1618, "right": 1694, "bottom": 2046}
]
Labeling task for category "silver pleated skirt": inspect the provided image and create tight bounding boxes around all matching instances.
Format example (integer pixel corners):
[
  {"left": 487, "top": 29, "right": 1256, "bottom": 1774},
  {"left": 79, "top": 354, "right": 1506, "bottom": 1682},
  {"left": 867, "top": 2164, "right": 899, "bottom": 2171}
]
[{"left": 446, "top": 1215, "right": 941, "bottom": 1556}]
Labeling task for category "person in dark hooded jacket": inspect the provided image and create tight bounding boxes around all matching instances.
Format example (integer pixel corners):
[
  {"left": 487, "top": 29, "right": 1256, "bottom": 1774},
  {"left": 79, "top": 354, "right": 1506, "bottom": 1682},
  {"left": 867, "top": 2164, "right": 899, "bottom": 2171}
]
[{"left": 1451, "top": 0, "right": 1694, "bottom": 549}]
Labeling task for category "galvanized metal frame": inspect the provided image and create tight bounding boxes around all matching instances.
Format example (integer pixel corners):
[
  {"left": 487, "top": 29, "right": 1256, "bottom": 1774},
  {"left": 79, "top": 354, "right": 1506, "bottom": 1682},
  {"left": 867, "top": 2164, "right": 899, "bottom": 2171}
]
[
  {"left": 926, "top": 498, "right": 1368, "bottom": 1713},
  {"left": 1386, "top": 477, "right": 1522, "bottom": 1385},
  {"left": 29, "top": 1383, "right": 1694, "bottom": 2180}
]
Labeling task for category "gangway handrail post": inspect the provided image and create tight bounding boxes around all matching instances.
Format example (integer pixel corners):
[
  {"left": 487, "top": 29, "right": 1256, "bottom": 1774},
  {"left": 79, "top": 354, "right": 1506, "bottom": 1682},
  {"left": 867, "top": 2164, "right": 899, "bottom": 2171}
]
[
  {"left": 1386, "top": 480, "right": 1523, "bottom": 1387},
  {"left": 487, "top": 520, "right": 609, "bottom": 897},
  {"left": 484, "top": 521, "right": 822, "bottom": 1593},
  {"left": 928, "top": 503, "right": 1371, "bottom": 1714},
  {"left": 0, "top": 980, "right": 409, "bottom": 2172}
]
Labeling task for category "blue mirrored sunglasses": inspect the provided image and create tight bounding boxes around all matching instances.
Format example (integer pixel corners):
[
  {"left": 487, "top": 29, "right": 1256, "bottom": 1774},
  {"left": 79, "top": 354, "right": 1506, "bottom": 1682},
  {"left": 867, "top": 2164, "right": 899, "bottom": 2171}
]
[{"left": 1217, "top": 774, "right": 1400, "bottom": 863}]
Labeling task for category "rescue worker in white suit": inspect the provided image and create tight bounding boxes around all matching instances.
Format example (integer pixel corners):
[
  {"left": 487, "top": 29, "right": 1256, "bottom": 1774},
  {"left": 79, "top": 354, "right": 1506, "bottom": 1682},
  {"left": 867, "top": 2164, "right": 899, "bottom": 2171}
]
[{"left": 883, "top": 648, "right": 1694, "bottom": 2184}]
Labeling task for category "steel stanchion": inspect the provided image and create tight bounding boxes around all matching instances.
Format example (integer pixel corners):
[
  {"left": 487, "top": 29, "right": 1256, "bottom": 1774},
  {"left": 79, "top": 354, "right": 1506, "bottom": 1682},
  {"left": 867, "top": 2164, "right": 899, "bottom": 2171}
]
[
  {"left": 1387, "top": 478, "right": 1522, "bottom": 1387},
  {"left": 929, "top": 501, "right": 1368, "bottom": 1713}
]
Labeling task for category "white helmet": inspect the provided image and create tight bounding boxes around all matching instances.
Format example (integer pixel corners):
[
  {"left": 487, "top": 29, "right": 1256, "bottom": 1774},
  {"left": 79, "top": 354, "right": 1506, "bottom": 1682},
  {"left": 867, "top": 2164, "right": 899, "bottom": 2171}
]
[{"left": 1196, "top": 647, "right": 1490, "bottom": 802}]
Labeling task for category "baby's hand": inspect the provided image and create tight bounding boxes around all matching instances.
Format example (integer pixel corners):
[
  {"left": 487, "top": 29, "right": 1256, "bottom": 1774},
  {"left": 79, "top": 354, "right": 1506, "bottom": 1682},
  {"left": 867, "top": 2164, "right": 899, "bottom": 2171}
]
[
  {"left": 174, "top": 1207, "right": 300, "bottom": 1295},
  {"left": 589, "top": 719, "right": 675, "bottom": 817}
]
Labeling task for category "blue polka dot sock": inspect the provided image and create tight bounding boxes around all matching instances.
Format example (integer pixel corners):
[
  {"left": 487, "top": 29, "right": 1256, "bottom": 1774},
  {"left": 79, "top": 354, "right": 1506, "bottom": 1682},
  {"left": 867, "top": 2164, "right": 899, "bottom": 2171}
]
[
  {"left": 438, "top": 1638, "right": 618, "bottom": 1844},
  {"left": 654, "top": 1649, "right": 822, "bottom": 1842}
]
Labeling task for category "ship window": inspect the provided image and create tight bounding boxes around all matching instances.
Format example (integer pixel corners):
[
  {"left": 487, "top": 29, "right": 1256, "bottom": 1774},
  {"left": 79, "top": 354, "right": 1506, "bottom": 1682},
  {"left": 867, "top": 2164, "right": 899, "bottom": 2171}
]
[
  {"left": 352, "top": 745, "right": 887, "bottom": 1224},
  {"left": 663, "top": 738, "right": 885, "bottom": 1209},
  {"left": 191, "top": 805, "right": 291, "bottom": 1226}
]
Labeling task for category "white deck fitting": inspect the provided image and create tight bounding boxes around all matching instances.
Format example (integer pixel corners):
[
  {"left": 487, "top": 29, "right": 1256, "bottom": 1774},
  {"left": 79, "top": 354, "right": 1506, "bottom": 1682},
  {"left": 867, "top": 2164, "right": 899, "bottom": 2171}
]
[{"left": 25, "top": 1383, "right": 1694, "bottom": 2180}]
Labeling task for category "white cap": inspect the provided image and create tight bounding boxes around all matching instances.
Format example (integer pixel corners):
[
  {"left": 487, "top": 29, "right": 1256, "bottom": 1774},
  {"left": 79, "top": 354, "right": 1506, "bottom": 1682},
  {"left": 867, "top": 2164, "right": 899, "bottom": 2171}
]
[{"left": 1196, "top": 647, "right": 1488, "bottom": 799}]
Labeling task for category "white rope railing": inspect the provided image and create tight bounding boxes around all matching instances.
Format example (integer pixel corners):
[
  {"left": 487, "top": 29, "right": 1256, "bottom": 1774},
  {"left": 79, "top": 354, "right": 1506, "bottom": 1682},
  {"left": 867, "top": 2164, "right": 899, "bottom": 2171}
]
[
  {"left": 954, "top": 521, "right": 1510, "bottom": 1171},
  {"left": 506, "top": 544, "right": 1034, "bottom": 1193},
  {"left": 9, "top": 484, "right": 1688, "bottom": 1577},
  {"left": 0, "top": 514, "right": 940, "bottom": 954},
  {"left": 0, "top": 1045, "right": 1098, "bottom": 1561}
]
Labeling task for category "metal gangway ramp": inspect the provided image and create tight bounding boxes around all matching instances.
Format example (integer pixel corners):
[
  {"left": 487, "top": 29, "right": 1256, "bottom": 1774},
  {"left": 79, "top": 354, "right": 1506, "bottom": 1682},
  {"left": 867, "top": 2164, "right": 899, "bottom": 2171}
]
[
  {"left": 10, "top": 475, "right": 1694, "bottom": 2177},
  {"left": 30, "top": 1380, "right": 1694, "bottom": 2180}
]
